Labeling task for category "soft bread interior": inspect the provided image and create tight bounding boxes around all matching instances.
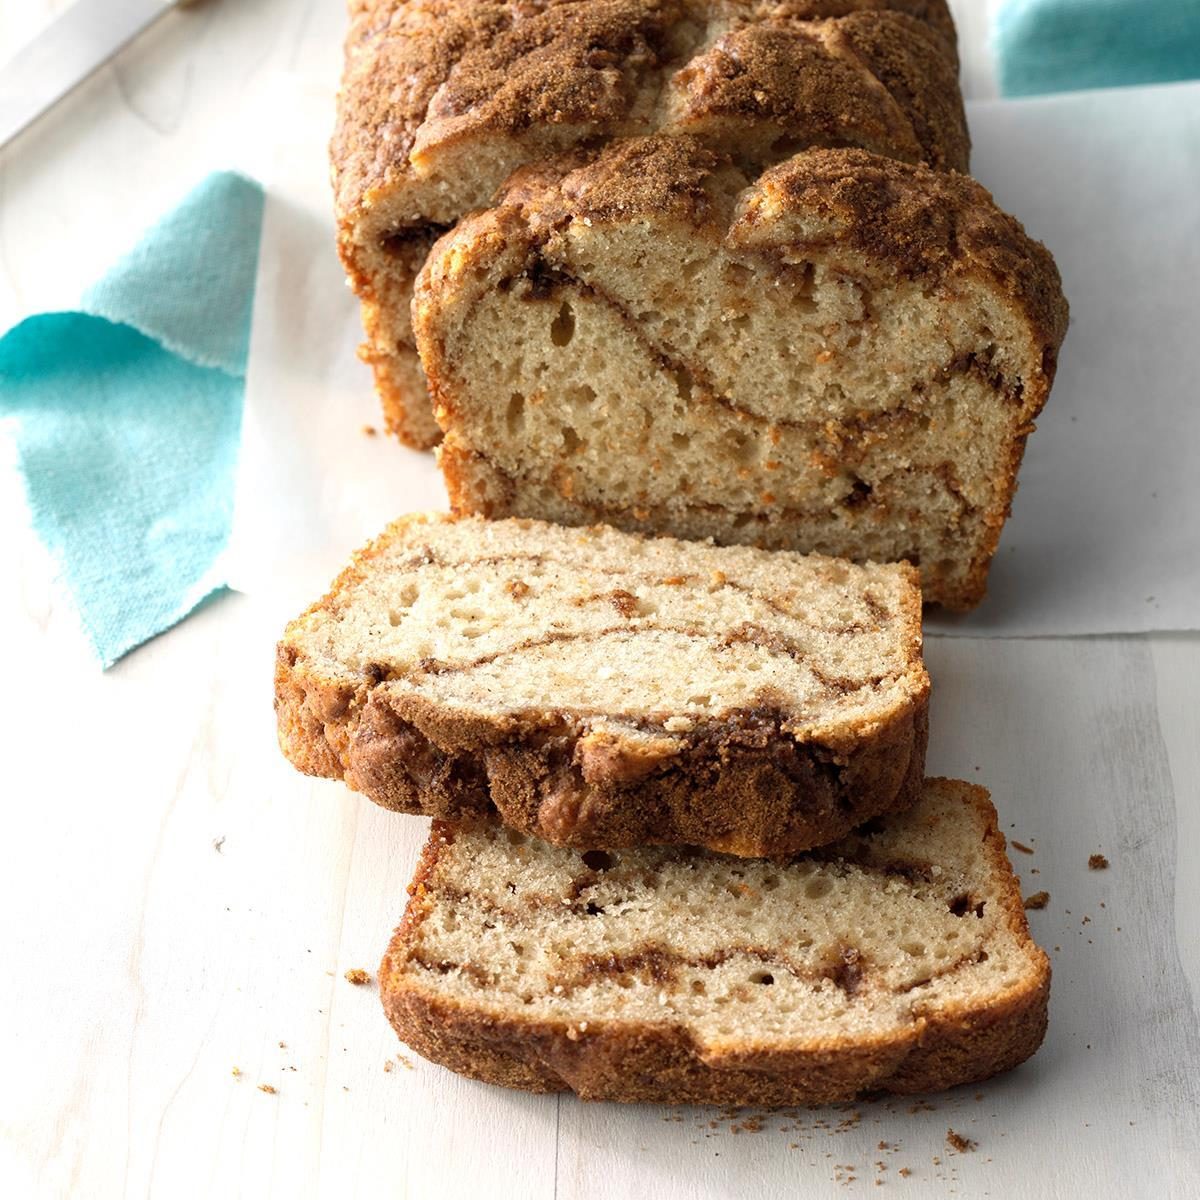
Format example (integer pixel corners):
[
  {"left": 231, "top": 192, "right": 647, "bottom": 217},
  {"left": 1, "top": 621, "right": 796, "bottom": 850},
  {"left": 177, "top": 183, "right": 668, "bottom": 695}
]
[
  {"left": 426, "top": 167, "right": 1043, "bottom": 610},
  {"left": 388, "top": 779, "right": 1046, "bottom": 1049},
  {"left": 286, "top": 514, "right": 924, "bottom": 734}
]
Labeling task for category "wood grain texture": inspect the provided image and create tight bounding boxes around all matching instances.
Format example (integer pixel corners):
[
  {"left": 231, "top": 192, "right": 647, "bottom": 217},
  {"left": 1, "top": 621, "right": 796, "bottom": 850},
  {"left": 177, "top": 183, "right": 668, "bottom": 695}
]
[{"left": 2, "top": 3, "right": 1197, "bottom": 1198}]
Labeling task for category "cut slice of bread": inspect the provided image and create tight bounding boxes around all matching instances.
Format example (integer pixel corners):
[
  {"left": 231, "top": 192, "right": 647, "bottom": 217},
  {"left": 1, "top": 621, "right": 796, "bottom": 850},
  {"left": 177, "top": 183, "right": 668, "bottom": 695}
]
[
  {"left": 276, "top": 513, "right": 929, "bottom": 856},
  {"left": 333, "top": 0, "right": 968, "bottom": 447},
  {"left": 381, "top": 778, "right": 1051, "bottom": 1106},
  {"left": 417, "top": 139, "right": 1068, "bottom": 609}
]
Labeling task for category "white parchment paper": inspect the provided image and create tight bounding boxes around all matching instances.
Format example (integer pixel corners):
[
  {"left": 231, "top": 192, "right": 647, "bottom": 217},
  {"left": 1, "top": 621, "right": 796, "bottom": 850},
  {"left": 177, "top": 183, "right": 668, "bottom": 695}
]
[{"left": 228, "top": 78, "right": 1200, "bottom": 634}]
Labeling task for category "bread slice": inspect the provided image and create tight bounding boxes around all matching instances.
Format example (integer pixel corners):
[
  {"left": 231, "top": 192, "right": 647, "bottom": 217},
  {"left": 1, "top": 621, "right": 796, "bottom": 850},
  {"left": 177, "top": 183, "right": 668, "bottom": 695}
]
[
  {"left": 381, "top": 778, "right": 1050, "bottom": 1105},
  {"left": 416, "top": 139, "right": 1068, "bottom": 609},
  {"left": 276, "top": 513, "right": 929, "bottom": 856},
  {"left": 332, "top": 0, "right": 968, "bottom": 447}
]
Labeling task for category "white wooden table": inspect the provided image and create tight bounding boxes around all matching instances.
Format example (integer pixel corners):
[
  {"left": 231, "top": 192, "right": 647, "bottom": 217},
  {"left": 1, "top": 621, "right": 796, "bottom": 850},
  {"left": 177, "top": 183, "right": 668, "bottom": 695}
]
[{"left": 3, "top": 4, "right": 1198, "bottom": 1198}]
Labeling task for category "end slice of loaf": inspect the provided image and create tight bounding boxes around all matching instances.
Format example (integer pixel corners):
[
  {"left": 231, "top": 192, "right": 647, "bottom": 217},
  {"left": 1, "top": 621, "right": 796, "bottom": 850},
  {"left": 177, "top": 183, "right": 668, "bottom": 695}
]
[
  {"left": 276, "top": 513, "right": 928, "bottom": 856},
  {"left": 332, "top": 0, "right": 967, "bottom": 447},
  {"left": 381, "top": 778, "right": 1051, "bottom": 1106},
  {"left": 417, "top": 139, "right": 1068, "bottom": 609}
]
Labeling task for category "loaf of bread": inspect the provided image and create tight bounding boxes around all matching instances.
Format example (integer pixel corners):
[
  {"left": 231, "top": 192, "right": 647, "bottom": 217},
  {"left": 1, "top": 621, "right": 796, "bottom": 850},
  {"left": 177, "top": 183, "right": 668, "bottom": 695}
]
[
  {"left": 380, "top": 778, "right": 1050, "bottom": 1105},
  {"left": 332, "top": 0, "right": 969, "bottom": 448},
  {"left": 416, "top": 139, "right": 1068, "bottom": 609},
  {"left": 276, "top": 512, "right": 929, "bottom": 856}
]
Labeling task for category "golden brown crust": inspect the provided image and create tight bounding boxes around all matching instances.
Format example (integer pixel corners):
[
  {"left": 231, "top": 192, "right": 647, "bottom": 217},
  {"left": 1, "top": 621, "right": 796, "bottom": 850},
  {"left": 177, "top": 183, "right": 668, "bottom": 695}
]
[
  {"left": 741, "top": 149, "right": 1069, "bottom": 360},
  {"left": 379, "top": 782, "right": 1051, "bottom": 1105},
  {"left": 332, "top": 1, "right": 966, "bottom": 446},
  {"left": 274, "top": 513, "right": 930, "bottom": 856}
]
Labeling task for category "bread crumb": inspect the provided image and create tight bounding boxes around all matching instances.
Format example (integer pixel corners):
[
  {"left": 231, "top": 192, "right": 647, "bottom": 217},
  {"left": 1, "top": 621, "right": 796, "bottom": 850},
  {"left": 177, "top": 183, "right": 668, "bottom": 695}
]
[
  {"left": 344, "top": 968, "right": 371, "bottom": 985},
  {"left": 278, "top": 1041, "right": 286, "bottom": 1049},
  {"left": 362, "top": 424, "right": 378, "bottom": 437},
  {"left": 899, "top": 1167, "right": 912, "bottom": 1178},
  {"left": 946, "top": 1129, "right": 976, "bottom": 1153},
  {"left": 1011, "top": 840, "right": 1034, "bottom": 854},
  {"left": 258, "top": 1084, "right": 278, "bottom": 1095},
  {"left": 213, "top": 835, "right": 225, "bottom": 853},
  {"left": 231, "top": 1066, "right": 242, "bottom": 1079},
  {"left": 1089, "top": 853, "right": 1109, "bottom": 870},
  {"left": 1024, "top": 891, "right": 1050, "bottom": 910},
  {"left": 383, "top": 1060, "right": 393, "bottom": 1073},
  {"left": 396, "top": 1054, "right": 414, "bottom": 1070}
]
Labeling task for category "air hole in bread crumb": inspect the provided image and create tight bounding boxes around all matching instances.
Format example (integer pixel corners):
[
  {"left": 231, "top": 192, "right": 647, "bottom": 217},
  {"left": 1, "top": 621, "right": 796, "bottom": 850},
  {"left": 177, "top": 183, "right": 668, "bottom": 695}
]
[
  {"left": 582, "top": 850, "right": 615, "bottom": 871},
  {"left": 670, "top": 367, "right": 693, "bottom": 402},
  {"left": 550, "top": 301, "right": 575, "bottom": 347},
  {"left": 805, "top": 876, "right": 834, "bottom": 900},
  {"left": 505, "top": 393, "right": 526, "bottom": 435},
  {"left": 691, "top": 979, "right": 706, "bottom": 995},
  {"left": 562, "top": 425, "right": 583, "bottom": 455},
  {"left": 751, "top": 971, "right": 774, "bottom": 986},
  {"left": 724, "top": 431, "right": 757, "bottom": 465}
]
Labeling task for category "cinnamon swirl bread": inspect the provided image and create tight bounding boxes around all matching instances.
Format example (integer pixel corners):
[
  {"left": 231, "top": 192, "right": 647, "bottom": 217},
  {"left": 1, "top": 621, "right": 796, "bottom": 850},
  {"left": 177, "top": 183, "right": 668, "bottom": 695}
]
[
  {"left": 275, "top": 512, "right": 928, "bottom": 856},
  {"left": 332, "top": 0, "right": 968, "bottom": 447},
  {"left": 417, "top": 140, "right": 1068, "bottom": 609},
  {"left": 380, "top": 778, "right": 1051, "bottom": 1104}
]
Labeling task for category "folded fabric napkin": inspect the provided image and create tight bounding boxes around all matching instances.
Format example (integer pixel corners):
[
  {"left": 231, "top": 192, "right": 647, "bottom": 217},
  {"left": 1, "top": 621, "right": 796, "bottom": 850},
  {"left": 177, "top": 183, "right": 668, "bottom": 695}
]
[
  {"left": 0, "top": 171, "right": 263, "bottom": 667},
  {"left": 994, "top": 0, "right": 1200, "bottom": 96}
]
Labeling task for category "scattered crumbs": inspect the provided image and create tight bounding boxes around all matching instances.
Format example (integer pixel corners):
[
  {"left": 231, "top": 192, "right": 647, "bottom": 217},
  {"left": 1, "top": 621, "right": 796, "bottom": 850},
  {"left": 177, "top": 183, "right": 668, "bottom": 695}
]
[
  {"left": 974, "top": 1093, "right": 984, "bottom": 1102},
  {"left": 1082, "top": 915, "right": 1091, "bottom": 925},
  {"left": 344, "top": 968, "right": 371, "bottom": 986},
  {"left": 908, "top": 1100, "right": 936, "bottom": 1114},
  {"left": 1024, "top": 891, "right": 1050, "bottom": 910},
  {"left": 1031, "top": 867, "right": 1040, "bottom": 875},
  {"left": 899, "top": 1168, "right": 912, "bottom": 1178},
  {"left": 789, "top": 1142, "right": 799, "bottom": 1150},
  {"left": 1054, "top": 946, "right": 1061, "bottom": 952},
  {"left": 1089, "top": 854, "right": 1110, "bottom": 871},
  {"left": 213, "top": 835, "right": 225, "bottom": 853},
  {"left": 1011, "top": 841, "right": 1034, "bottom": 855},
  {"left": 258, "top": 1084, "right": 277, "bottom": 1095},
  {"left": 878, "top": 1141, "right": 891, "bottom": 1151},
  {"left": 362, "top": 424, "right": 378, "bottom": 437},
  {"left": 231, "top": 1066, "right": 242, "bottom": 1079},
  {"left": 946, "top": 1130, "right": 976, "bottom": 1154},
  {"left": 278, "top": 1041, "right": 287, "bottom": 1049},
  {"left": 343, "top": 1086, "right": 350, "bottom": 1092},
  {"left": 396, "top": 1054, "right": 414, "bottom": 1071},
  {"left": 384, "top": 1061, "right": 393, "bottom": 1073}
]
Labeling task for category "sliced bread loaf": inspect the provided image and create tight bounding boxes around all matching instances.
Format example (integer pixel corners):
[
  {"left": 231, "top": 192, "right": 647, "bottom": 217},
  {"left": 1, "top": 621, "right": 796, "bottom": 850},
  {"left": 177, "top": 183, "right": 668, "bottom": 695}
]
[
  {"left": 416, "top": 139, "right": 1068, "bottom": 609},
  {"left": 276, "top": 513, "right": 928, "bottom": 856},
  {"left": 333, "top": 0, "right": 968, "bottom": 447},
  {"left": 381, "top": 778, "right": 1051, "bottom": 1105}
]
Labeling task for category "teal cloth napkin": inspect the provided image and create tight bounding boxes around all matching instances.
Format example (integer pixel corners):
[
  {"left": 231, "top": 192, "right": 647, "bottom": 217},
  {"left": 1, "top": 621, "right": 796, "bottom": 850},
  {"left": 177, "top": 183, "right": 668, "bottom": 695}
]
[
  {"left": 994, "top": 0, "right": 1200, "bottom": 96},
  {"left": 0, "top": 171, "right": 264, "bottom": 667}
]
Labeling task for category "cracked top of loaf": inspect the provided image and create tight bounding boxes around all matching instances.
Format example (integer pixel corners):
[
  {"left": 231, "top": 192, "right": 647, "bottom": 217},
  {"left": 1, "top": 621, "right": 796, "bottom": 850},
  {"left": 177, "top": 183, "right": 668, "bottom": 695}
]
[{"left": 332, "top": 0, "right": 966, "bottom": 239}]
